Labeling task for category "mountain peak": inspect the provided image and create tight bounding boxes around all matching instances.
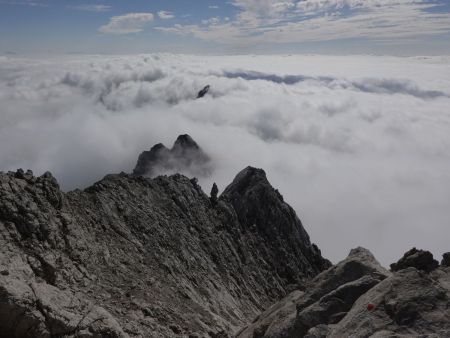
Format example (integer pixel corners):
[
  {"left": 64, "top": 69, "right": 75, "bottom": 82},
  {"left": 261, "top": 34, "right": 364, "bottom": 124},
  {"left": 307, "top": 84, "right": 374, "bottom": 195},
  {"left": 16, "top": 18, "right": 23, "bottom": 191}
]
[
  {"left": 222, "top": 166, "right": 268, "bottom": 196},
  {"left": 173, "top": 134, "right": 200, "bottom": 150},
  {"left": 133, "top": 135, "right": 211, "bottom": 178}
]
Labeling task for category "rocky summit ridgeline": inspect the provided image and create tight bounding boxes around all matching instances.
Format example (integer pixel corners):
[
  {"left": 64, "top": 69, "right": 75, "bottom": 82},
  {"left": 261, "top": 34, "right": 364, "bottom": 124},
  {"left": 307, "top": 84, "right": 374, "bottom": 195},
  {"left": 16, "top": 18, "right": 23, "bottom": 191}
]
[
  {"left": 1, "top": 135, "right": 449, "bottom": 338},
  {"left": 0, "top": 147, "right": 329, "bottom": 337}
]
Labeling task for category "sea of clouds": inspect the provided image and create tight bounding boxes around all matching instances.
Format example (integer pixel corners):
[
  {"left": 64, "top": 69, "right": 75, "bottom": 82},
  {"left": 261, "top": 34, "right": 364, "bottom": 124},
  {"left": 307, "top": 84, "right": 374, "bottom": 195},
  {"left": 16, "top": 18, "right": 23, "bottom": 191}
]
[{"left": 1, "top": 53, "right": 449, "bottom": 266}]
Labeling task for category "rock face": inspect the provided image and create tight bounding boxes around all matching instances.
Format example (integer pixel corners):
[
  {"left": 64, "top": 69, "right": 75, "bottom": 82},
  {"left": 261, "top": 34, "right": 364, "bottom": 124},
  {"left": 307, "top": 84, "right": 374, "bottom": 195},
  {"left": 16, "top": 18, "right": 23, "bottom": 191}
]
[
  {"left": 390, "top": 247, "right": 439, "bottom": 273},
  {"left": 133, "top": 134, "right": 212, "bottom": 178},
  {"left": 237, "top": 248, "right": 450, "bottom": 338},
  {"left": 0, "top": 166, "right": 329, "bottom": 337}
]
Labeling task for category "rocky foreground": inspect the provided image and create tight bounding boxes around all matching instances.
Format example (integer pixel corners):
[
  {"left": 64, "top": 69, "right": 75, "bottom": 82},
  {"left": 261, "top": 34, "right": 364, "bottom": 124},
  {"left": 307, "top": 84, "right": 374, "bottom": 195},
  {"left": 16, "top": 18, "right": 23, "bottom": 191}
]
[
  {"left": 237, "top": 248, "right": 450, "bottom": 338},
  {"left": 0, "top": 137, "right": 449, "bottom": 337}
]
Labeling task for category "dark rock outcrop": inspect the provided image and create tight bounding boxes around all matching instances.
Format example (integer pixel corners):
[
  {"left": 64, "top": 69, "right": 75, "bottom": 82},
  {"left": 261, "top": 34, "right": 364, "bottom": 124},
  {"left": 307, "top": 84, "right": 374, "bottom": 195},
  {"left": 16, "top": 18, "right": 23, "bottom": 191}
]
[
  {"left": 197, "top": 85, "right": 210, "bottom": 98},
  {"left": 441, "top": 252, "right": 450, "bottom": 267},
  {"left": 390, "top": 247, "right": 439, "bottom": 273},
  {"left": 133, "top": 134, "right": 212, "bottom": 178},
  {"left": 0, "top": 166, "right": 329, "bottom": 337}
]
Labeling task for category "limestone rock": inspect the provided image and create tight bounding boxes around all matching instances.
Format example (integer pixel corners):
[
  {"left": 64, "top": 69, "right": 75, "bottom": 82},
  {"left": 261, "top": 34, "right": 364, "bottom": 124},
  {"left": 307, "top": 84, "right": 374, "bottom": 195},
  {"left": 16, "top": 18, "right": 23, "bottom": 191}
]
[
  {"left": 237, "top": 247, "right": 388, "bottom": 338},
  {"left": 0, "top": 165, "right": 329, "bottom": 337},
  {"left": 329, "top": 267, "right": 450, "bottom": 337},
  {"left": 238, "top": 247, "right": 450, "bottom": 338}
]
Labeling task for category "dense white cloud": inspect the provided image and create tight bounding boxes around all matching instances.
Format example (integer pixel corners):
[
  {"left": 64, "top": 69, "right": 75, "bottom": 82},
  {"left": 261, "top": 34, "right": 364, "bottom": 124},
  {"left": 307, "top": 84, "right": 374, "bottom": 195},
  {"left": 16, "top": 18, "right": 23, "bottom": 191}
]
[
  {"left": 1, "top": 54, "right": 450, "bottom": 267},
  {"left": 99, "top": 13, "right": 154, "bottom": 34},
  {"left": 158, "top": 11, "right": 175, "bottom": 20}
]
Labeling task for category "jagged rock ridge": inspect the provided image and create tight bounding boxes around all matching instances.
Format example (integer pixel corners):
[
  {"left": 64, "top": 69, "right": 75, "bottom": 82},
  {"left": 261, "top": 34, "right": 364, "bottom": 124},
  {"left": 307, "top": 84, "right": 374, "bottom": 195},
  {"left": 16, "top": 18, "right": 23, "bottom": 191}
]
[
  {"left": 133, "top": 134, "right": 212, "bottom": 178},
  {"left": 0, "top": 165, "right": 329, "bottom": 338}
]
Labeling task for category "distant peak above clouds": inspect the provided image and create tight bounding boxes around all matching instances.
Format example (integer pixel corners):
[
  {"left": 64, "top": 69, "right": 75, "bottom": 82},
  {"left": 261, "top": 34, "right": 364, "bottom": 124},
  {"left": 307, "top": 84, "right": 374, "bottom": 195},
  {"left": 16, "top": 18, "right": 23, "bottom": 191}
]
[{"left": 133, "top": 135, "right": 213, "bottom": 179}]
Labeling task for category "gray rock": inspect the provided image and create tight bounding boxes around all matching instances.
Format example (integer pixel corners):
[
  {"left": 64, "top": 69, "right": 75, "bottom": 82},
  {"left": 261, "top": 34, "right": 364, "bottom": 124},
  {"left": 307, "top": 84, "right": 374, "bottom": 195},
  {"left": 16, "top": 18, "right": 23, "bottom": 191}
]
[
  {"left": 441, "top": 252, "right": 450, "bottom": 267},
  {"left": 328, "top": 267, "right": 450, "bottom": 337},
  {"left": 239, "top": 247, "right": 450, "bottom": 338},
  {"left": 293, "top": 274, "right": 383, "bottom": 336},
  {"left": 237, "top": 247, "right": 388, "bottom": 338},
  {"left": 235, "top": 290, "right": 304, "bottom": 338},
  {"left": 0, "top": 165, "right": 329, "bottom": 337},
  {"left": 133, "top": 134, "right": 212, "bottom": 178},
  {"left": 390, "top": 248, "right": 439, "bottom": 273},
  {"left": 0, "top": 277, "right": 127, "bottom": 337}
]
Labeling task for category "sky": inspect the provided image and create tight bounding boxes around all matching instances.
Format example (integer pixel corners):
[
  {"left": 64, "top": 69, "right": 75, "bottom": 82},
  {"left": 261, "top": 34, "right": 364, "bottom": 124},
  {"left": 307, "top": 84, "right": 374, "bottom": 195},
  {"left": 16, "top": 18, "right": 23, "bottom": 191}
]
[
  {"left": 1, "top": 0, "right": 450, "bottom": 55},
  {"left": 1, "top": 53, "right": 450, "bottom": 266}
]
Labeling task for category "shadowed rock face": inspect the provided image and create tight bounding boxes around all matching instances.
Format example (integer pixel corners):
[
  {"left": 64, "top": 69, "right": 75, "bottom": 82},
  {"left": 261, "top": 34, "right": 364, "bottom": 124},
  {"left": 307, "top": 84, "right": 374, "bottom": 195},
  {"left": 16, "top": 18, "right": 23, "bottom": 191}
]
[
  {"left": 0, "top": 166, "right": 329, "bottom": 338},
  {"left": 133, "top": 134, "right": 212, "bottom": 178},
  {"left": 221, "top": 167, "right": 331, "bottom": 282}
]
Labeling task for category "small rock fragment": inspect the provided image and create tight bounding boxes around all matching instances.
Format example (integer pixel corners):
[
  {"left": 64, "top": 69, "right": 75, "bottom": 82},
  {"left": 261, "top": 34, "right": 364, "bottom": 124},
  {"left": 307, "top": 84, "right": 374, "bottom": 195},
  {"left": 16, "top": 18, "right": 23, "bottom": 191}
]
[{"left": 197, "top": 85, "right": 210, "bottom": 98}]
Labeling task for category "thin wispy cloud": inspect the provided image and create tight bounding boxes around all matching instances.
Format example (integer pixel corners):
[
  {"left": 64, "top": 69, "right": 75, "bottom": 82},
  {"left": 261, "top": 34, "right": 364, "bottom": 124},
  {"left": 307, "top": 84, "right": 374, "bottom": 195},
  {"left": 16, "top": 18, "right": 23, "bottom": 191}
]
[
  {"left": 158, "top": 10, "right": 175, "bottom": 20},
  {"left": 72, "top": 4, "right": 112, "bottom": 12},
  {"left": 0, "top": 0, "right": 47, "bottom": 6},
  {"left": 99, "top": 12, "right": 154, "bottom": 34}
]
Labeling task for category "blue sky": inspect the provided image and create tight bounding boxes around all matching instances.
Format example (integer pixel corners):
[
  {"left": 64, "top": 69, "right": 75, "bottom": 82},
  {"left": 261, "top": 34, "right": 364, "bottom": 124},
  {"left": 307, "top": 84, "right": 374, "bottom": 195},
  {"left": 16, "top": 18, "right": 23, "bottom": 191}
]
[{"left": 1, "top": 0, "right": 450, "bottom": 55}]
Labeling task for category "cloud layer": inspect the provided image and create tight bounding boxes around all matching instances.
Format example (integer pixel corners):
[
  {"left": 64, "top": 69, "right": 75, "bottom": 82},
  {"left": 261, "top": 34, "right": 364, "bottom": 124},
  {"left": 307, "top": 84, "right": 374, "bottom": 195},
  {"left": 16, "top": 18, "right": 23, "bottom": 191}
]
[{"left": 1, "top": 54, "right": 449, "bottom": 267}]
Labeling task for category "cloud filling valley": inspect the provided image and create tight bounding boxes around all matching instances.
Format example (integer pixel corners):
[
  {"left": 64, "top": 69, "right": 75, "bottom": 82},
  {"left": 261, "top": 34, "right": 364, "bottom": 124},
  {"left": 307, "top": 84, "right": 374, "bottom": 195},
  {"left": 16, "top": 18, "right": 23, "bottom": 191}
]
[{"left": 1, "top": 53, "right": 449, "bottom": 266}]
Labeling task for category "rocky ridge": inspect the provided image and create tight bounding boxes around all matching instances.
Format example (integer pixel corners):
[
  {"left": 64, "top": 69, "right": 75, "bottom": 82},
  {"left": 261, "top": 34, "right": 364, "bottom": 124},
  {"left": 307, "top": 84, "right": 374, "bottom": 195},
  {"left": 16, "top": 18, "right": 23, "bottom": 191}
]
[{"left": 0, "top": 163, "right": 329, "bottom": 337}]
